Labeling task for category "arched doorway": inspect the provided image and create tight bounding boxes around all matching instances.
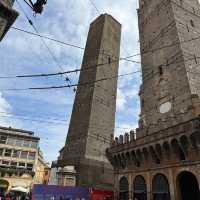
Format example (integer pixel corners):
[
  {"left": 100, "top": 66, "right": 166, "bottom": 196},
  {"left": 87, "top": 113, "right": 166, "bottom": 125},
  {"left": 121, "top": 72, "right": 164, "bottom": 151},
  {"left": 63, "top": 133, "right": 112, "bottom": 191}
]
[
  {"left": 152, "top": 174, "right": 170, "bottom": 200},
  {"left": 133, "top": 175, "right": 147, "bottom": 200},
  {"left": 119, "top": 177, "right": 129, "bottom": 200},
  {"left": 0, "top": 179, "right": 9, "bottom": 195},
  {"left": 177, "top": 171, "right": 200, "bottom": 200}
]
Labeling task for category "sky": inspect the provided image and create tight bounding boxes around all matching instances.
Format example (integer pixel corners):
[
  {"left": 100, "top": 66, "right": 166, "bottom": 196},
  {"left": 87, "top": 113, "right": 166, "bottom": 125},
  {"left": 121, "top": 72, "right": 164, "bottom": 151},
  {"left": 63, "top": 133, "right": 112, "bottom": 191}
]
[{"left": 0, "top": 0, "right": 142, "bottom": 162}]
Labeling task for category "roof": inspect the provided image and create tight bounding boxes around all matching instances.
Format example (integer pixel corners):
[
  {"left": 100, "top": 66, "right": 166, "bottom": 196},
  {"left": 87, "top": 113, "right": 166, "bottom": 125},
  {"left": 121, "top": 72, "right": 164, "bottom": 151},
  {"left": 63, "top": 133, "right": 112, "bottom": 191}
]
[
  {"left": 0, "top": 126, "right": 40, "bottom": 140},
  {"left": 90, "top": 13, "right": 121, "bottom": 27}
]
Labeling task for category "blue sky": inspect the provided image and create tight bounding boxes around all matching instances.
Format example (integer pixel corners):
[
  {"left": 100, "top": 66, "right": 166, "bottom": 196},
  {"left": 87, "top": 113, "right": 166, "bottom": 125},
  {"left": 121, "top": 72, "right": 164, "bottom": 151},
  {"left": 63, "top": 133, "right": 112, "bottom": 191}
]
[{"left": 0, "top": 0, "right": 141, "bottom": 162}]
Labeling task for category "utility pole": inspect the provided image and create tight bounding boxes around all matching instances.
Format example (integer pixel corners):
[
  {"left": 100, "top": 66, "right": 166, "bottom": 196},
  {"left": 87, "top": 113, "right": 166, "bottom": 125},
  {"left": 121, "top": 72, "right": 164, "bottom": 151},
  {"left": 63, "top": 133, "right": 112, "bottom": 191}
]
[{"left": 0, "top": 0, "right": 19, "bottom": 41}]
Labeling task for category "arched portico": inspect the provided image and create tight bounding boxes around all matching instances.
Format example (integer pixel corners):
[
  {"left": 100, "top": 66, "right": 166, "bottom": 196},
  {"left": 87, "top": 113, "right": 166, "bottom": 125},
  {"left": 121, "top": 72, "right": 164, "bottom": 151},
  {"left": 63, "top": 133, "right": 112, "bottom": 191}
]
[
  {"left": 119, "top": 176, "right": 129, "bottom": 200},
  {"left": 133, "top": 175, "right": 147, "bottom": 200},
  {"left": 177, "top": 171, "right": 200, "bottom": 200},
  {"left": 152, "top": 174, "right": 170, "bottom": 200}
]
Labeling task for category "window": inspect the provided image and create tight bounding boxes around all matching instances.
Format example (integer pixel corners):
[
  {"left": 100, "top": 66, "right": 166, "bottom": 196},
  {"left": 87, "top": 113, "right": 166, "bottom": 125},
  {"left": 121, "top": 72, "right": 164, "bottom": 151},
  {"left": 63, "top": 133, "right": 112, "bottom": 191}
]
[
  {"left": 28, "top": 152, "right": 36, "bottom": 160},
  {"left": 18, "top": 163, "right": 26, "bottom": 168},
  {"left": 15, "top": 139, "right": 23, "bottom": 147},
  {"left": 4, "top": 149, "right": 12, "bottom": 157},
  {"left": 2, "top": 160, "right": 9, "bottom": 165},
  {"left": 190, "top": 19, "right": 195, "bottom": 27},
  {"left": 30, "top": 141, "right": 38, "bottom": 149},
  {"left": 23, "top": 140, "right": 30, "bottom": 148},
  {"left": 10, "top": 161, "right": 17, "bottom": 167},
  {"left": 7, "top": 137, "right": 16, "bottom": 145},
  {"left": 0, "top": 136, "right": 7, "bottom": 144},
  {"left": 20, "top": 151, "right": 28, "bottom": 159},
  {"left": 0, "top": 148, "right": 4, "bottom": 156},
  {"left": 27, "top": 163, "right": 33, "bottom": 171},
  {"left": 159, "top": 65, "right": 163, "bottom": 75},
  {"left": 12, "top": 150, "right": 20, "bottom": 158}
]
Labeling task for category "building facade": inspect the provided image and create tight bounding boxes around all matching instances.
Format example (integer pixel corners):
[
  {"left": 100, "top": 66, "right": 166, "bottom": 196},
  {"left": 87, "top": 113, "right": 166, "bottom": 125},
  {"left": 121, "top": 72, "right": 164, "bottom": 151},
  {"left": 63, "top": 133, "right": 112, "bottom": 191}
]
[
  {"left": 58, "top": 14, "right": 121, "bottom": 189},
  {"left": 0, "top": 126, "right": 39, "bottom": 193},
  {"left": 34, "top": 149, "right": 50, "bottom": 185},
  {"left": 0, "top": 0, "right": 18, "bottom": 41},
  {"left": 106, "top": 0, "right": 200, "bottom": 200}
]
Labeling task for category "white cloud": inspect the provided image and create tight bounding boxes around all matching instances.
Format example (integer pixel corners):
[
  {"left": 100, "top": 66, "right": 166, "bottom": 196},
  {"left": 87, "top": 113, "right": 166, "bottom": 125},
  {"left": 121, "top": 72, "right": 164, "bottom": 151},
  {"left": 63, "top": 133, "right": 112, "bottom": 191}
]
[
  {"left": 115, "top": 122, "right": 137, "bottom": 137},
  {"left": 0, "top": 92, "right": 11, "bottom": 113},
  {"left": 0, "top": 92, "right": 23, "bottom": 128},
  {"left": 116, "top": 88, "right": 126, "bottom": 111},
  {"left": 116, "top": 86, "right": 139, "bottom": 111}
]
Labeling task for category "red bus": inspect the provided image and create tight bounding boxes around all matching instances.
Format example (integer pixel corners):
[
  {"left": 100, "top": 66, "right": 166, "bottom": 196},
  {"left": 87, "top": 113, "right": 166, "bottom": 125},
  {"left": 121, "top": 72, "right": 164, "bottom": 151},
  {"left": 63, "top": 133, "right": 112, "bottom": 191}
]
[{"left": 90, "top": 188, "right": 113, "bottom": 200}]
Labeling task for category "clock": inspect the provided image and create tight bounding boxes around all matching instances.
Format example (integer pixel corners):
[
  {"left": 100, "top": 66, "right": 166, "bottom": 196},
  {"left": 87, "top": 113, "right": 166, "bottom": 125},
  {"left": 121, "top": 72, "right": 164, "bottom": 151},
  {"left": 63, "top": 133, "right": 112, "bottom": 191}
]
[{"left": 159, "top": 102, "right": 172, "bottom": 113}]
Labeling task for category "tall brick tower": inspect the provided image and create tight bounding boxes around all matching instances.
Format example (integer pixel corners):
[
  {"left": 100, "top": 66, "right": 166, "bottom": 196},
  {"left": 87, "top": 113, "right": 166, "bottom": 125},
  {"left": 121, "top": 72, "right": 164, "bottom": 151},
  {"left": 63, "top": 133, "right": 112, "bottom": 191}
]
[
  {"left": 0, "top": 0, "right": 18, "bottom": 41},
  {"left": 106, "top": 1, "right": 200, "bottom": 200},
  {"left": 138, "top": 0, "right": 200, "bottom": 136},
  {"left": 59, "top": 14, "right": 121, "bottom": 189}
]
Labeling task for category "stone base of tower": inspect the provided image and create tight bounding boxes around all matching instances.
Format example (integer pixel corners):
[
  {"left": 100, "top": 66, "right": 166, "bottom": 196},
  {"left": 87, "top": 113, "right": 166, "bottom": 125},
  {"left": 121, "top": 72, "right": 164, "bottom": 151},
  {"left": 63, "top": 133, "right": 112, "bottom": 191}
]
[
  {"left": 57, "top": 157, "right": 114, "bottom": 190},
  {"left": 76, "top": 158, "right": 114, "bottom": 189}
]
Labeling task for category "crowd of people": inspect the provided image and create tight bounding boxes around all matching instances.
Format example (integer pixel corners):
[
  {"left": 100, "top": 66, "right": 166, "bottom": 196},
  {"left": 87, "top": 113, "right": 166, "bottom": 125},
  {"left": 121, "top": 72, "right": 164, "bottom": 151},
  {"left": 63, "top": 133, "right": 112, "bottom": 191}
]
[{"left": 0, "top": 192, "right": 31, "bottom": 200}]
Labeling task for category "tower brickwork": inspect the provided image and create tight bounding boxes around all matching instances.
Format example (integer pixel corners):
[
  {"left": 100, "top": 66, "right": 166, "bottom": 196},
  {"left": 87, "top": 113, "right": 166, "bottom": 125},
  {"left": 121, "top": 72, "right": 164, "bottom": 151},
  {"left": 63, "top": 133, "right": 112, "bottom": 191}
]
[
  {"left": 106, "top": 1, "right": 200, "bottom": 200},
  {"left": 59, "top": 14, "right": 121, "bottom": 189},
  {"left": 138, "top": 0, "right": 200, "bottom": 136},
  {"left": 0, "top": 0, "right": 18, "bottom": 41}
]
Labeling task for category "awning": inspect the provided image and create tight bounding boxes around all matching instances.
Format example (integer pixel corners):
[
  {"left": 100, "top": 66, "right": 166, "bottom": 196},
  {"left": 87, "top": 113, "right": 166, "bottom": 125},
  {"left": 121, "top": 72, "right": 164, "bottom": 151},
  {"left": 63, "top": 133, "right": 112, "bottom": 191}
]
[
  {"left": 0, "top": 184, "right": 8, "bottom": 188},
  {"left": 10, "top": 186, "right": 29, "bottom": 193}
]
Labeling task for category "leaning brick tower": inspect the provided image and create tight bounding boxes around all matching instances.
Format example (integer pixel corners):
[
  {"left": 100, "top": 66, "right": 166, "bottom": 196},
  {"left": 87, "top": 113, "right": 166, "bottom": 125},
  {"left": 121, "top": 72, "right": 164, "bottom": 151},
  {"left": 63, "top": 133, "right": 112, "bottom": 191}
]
[{"left": 59, "top": 14, "right": 121, "bottom": 189}]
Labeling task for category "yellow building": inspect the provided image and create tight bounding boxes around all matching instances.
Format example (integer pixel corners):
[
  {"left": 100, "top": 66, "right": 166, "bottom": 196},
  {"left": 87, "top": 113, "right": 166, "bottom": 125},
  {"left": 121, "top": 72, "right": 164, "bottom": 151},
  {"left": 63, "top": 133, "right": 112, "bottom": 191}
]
[
  {"left": 0, "top": 126, "right": 48, "bottom": 194},
  {"left": 34, "top": 149, "right": 50, "bottom": 185}
]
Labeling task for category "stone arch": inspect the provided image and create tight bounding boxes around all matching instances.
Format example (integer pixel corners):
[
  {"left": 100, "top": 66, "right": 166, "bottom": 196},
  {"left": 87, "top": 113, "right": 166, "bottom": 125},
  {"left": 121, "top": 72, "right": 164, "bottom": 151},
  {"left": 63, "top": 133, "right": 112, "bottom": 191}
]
[
  {"left": 190, "top": 131, "right": 200, "bottom": 150},
  {"left": 117, "top": 154, "right": 123, "bottom": 168},
  {"left": 119, "top": 176, "right": 129, "bottom": 200},
  {"left": 179, "top": 135, "right": 190, "bottom": 155},
  {"left": 171, "top": 139, "right": 186, "bottom": 161},
  {"left": 155, "top": 143, "right": 162, "bottom": 158},
  {"left": 152, "top": 173, "right": 171, "bottom": 200},
  {"left": 136, "top": 149, "right": 143, "bottom": 161},
  {"left": 125, "top": 152, "right": 131, "bottom": 163},
  {"left": 142, "top": 147, "right": 149, "bottom": 160},
  {"left": 133, "top": 175, "right": 147, "bottom": 200},
  {"left": 114, "top": 155, "right": 119, "bottom": 168},
  {"left": 163, "top": 141, "right": 170, "bottom": 159},
  {"left": 131, "top": 150, "right": 140, "bottom": 167},
  {"left": 177, "top": 171, "right": 200, "bottom": 200},
  {"left": 149, "top": 146, "right": 160, "bottom": 164},
  {"left": 121, "top": 153, "right": 126, "bottom": 169}
]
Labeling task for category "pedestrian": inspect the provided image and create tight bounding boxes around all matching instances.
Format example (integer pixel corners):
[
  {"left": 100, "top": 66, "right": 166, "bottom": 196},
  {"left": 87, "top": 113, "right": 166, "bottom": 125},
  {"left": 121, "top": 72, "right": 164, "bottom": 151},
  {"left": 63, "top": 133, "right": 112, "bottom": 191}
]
[{"left": 5, "top": 194, "right": 10, "bottom": 200}]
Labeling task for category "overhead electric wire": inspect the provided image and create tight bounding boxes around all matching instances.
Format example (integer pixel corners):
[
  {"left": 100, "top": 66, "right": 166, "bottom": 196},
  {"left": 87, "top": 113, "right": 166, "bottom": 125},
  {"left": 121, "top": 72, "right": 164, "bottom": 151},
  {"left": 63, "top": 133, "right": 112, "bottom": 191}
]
[
  {"left": 1, "top": 52, "right": 200, "bottom": 91},
  {"left": 15, "top": 0, "right": 71, "bottom": 84},
  {"left": 88, "top": 0, "right": 101, "bottom": 15},
  {"left": 0, "top": 111, "right": 132, "bottom": 133},
  {"left": 11, "top": 26, "right": 139, "bottom": 64},
  {"left": 0, "top": 51, "right": 200, "bottom": 91},
  {"left": 2, "top": 28, "right": 200, "bottom": 81},
  {"left": 0, "top": 70, "right": 141, "bottom": 91},
  {"left": 11, "top": 25, "right": 200, "bottom": 61},
  {"left": 0, "top": 55, "right": 140, "bottom": 79},
  {"left": 11, "top": 26, "right": 85, "bottom": 50}
]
